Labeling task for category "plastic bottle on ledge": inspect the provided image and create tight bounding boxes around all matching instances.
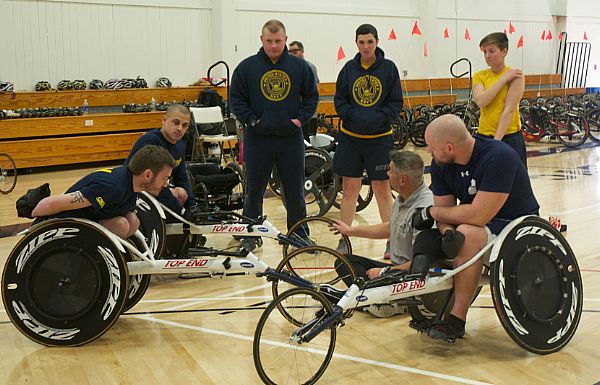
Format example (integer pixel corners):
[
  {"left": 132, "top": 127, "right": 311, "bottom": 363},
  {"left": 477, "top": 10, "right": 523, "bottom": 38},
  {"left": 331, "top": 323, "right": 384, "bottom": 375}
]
[
  {"left": 150, "top": 97, "right": 157, "bottom": 111},
  {"left": 82, "top": 99, "right": 89, "bottom": 114}
]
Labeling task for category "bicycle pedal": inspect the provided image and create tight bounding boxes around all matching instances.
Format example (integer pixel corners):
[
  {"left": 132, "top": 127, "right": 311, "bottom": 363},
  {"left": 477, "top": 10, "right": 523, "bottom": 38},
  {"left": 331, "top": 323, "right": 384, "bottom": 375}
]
[{"left": 409, "top": 319, "right": 431, "bottom": 334}]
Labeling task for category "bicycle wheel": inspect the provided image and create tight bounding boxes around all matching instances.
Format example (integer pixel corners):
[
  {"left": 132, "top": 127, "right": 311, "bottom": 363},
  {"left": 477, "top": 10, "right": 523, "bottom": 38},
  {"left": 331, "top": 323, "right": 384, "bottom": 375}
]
[
  {"left": 0, "top": 153, "right": 17, "bottom": 194},
  {"left": 272, "top": 246, "right": 356, "bottom": 320},
  {"left": 586, "top": 107, "right": 600, "bottom": 142},
  {"left": 121, "top": 236, "right": 151, "bottom": 313},
  {"left": 555, "top": 110, "right": 589, "bottom": 148},
  {"left": 409, "top": 117, "right": 428, "bottom": 147},
  {"left": 391, "top": 118, "right": 409, "bottom": 149},
  {"left": 253, "top": 287, "right": 337, "bottom": 385},
  {"left": 283, "top": 216, "right": 352, "bottom": 257},
  {"left": 221, "top": 162, "right": 245, "bottom": 212}
]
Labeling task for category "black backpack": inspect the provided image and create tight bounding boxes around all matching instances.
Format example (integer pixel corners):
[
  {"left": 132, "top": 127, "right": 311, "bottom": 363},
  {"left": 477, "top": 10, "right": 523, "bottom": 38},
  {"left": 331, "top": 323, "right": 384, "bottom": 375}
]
[{"left": 198, "top": 89, "right": 225, "bottom": 110}]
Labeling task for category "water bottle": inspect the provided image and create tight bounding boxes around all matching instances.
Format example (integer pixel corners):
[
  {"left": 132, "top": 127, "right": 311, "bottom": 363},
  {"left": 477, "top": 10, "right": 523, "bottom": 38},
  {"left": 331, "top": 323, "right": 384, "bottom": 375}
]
[
  {"left": 150, "top": 97, "right": 157, "bottom": 111},
  {"left": 82, "top": 99, "right": 89, "bottom": 114}
]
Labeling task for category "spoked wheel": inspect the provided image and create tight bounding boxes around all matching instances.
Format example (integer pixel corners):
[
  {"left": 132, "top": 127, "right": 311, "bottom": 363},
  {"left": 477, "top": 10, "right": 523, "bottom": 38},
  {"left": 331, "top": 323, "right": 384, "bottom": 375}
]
[
  {"left": 272, "top": 246, "right": 356, "bottom": 321},
  {"left": 1, "top": 219, "right": 129, "bottom": 346},
  {"left": 0, "top": 152, "right": 17, "bottom": 194},
  {"left": 490, "top": 216, "right": 583, "bottom": 354},
  {"left": 554, "top": 110, "right": 589, "bottom": 148},
  {"left": 283, "top": 216, "right": 352, "bottom": 257},
  {"left": 267, "top": 166, "right": 283, "bottom": 198},
  {"left": 136, "top": 192, "right": 167, "bottom": 259},
  {"left": 586, "top": 107, "right": 600, "bottom": 142},
  {"left": 332, "top": 175, "right": 374, "bottom": 213},
  {"left": 121, "top": 236, "right": 151, "bottom": 313},
  {"left": 253, "top": 287, "right": 338, "bottom": 385},
  {"left": 391, "top": 118, "right": 409, "bottom": 149}
]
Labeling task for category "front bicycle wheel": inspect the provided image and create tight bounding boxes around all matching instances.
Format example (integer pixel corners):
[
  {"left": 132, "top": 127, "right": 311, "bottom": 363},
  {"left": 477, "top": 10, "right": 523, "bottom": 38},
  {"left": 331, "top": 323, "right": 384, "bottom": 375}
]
[
  {"left": 283, "top": 216, "right": 352, "bottom": 257},
  {"left": 253, "top": 287, "right": 337, "bottom": 385},
  {"left": 272, "top": 246, "right": 356, "bottom": 322},
  {"left": 0, "top": 153, "right": 17, "bottom": 194}
]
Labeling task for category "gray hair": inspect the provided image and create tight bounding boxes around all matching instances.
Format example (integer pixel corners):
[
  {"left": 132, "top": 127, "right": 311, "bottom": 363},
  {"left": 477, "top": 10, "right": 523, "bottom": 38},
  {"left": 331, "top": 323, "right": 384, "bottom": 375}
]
[{"left": 389, "top": 150, "right": 424, "bottom": 184}]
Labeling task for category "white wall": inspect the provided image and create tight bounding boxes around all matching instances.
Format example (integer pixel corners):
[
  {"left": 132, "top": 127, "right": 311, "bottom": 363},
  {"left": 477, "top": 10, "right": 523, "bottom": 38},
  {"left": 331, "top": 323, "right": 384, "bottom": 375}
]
[
  {"left": 0, "top": 0, "right": 212, "bottom": 90},
  {"left": 2, "top": 0, "right": 599, "bottom": 90}
]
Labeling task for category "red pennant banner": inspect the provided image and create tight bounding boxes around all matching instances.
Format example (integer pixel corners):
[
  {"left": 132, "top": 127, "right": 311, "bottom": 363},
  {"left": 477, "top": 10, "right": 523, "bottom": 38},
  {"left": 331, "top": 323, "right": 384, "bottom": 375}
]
[
  {"left": 388, "top": 28, "right": 397, "bottom": 40},
  {"left": 443, "top": 27, "right": 449, "bottom": 39},
  {"left": 541, "top": 30, "right": 546, "bottom": 40},
  {"left": 464, "top": 28, "right": 471, "bottom": 41},
  {"left": 509, "top": 21, "right": 515, "bottom": 34},
  {"left": 584, "top": 31, "right": 588, "bottom": 40},
  {"left": 558, "top": 32, "right": 563, "bottom": 41},
  {"left": 504, "top": 28, "right": 507, "bottom": 34},
  {"left": 412, "top": 21, "right": 422, "bottom": 36},
  {"left": 424, "top": 42, "right": 428, "bottom": 57},
  {"left": 517, "top": 35, "right": 524, "bottom": 48},
  {"left": 336, "top": 45, "right": 346, "bottom": 63},
  {"left": 546, "top": 30, "right": 553, "bottom": 40}
]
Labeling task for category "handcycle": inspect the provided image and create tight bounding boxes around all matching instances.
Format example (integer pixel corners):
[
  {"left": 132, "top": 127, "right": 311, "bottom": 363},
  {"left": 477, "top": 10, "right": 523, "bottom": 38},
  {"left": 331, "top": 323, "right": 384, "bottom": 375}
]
[
  {"left": 252, "top": 215, "right": 583, "bottom": 384},
  {"left": 0, "top": 152, "right": 17, "bottom": 194},
  {"left": 1, "top": 191, "right": 357, "bottom": 347}
]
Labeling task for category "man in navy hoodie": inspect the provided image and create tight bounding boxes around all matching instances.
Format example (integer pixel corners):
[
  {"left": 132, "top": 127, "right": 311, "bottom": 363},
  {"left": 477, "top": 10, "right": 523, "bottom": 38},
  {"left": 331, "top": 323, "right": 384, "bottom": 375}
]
[
  {"left": 125, "top": 104, "right": 197, "bottom": 218},
  {"left": 230, "top": 19, "right": 319, "bottom": 252},
  {"left": 334, "top": 24, "right": 404, "bottom": 258}
]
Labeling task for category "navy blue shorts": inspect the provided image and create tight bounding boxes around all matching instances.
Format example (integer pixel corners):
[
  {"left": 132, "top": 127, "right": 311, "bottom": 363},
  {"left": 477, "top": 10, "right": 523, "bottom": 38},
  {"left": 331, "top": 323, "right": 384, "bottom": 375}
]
[{"left": 333, "top": 132, "right": 393, "bottom": 181}]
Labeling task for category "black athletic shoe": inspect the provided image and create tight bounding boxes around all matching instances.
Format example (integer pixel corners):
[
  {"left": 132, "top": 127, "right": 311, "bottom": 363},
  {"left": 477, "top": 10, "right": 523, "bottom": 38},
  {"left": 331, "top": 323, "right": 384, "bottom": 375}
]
[
  {"left": 239, "top": 237, "right": 258, "bottom": 253},
  {"left": 428, "top": 315, "right": 465, "bottom": 342}
]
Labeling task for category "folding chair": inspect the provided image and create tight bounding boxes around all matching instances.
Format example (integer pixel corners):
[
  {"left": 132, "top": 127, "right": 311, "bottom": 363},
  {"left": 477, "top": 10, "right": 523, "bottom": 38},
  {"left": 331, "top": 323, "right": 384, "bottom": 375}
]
[{"left": 189, "top": 106, "right": 238, "bottom": 163}]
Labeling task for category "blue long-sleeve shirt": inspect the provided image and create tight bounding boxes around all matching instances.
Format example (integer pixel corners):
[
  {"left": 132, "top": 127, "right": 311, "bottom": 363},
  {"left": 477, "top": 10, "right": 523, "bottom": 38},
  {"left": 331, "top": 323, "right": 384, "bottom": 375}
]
[
  {"left": 125, "top": 128, "right": 195, "bottom": 211},
  {"left": 230, "top": 46, "right": 319, "bottom": 136},
  {"left": 334, "top": 47, "right": 403, "bottom": 136}
]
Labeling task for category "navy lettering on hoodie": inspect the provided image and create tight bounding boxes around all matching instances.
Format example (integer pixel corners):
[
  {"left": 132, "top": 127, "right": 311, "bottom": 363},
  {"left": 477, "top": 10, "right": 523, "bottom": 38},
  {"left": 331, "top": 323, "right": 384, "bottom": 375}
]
[
  {"left": 230, "top": 46, "right": 319, "bottom": 136},
  {"left": 334, "top": 47, "right": 403, "bottom": 137}
]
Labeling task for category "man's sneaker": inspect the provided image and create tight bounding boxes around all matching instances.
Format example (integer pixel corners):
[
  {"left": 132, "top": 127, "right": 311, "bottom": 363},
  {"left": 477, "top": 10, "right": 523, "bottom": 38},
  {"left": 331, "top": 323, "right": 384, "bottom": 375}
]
[
  {"left": 239, "top": 237, "right": 258, "bottom": 253},
  {"left": 336, "top": 239, "right": 349, "bottom": 255},
  {"left": 366, "top": 302, "right": 407, "bottom": 318},
  {"left": 383, "top": 240, "right": 391, "bottom": 260},
  {"left": 428, "top": 315, "right": 465, "bottom": 342}
]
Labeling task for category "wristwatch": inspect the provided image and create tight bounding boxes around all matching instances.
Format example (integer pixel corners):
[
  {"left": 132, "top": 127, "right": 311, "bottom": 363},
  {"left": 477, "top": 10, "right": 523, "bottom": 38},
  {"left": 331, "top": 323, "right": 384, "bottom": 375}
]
[{"left": 379, "top": 266, "right": 391, "bottom": 277}]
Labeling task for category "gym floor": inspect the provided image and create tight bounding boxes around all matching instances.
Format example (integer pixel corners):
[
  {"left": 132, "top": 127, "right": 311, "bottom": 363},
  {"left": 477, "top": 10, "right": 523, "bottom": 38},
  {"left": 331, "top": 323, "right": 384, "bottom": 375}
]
[{"left": 1, "top": 141, "right": 599, "bottom": 384}]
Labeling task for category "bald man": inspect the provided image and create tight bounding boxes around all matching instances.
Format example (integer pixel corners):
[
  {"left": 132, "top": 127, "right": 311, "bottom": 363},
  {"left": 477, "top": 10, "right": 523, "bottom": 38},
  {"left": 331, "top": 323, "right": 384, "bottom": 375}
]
[{"left": 413, "top": 114, "right": 539, "bottom": 341}]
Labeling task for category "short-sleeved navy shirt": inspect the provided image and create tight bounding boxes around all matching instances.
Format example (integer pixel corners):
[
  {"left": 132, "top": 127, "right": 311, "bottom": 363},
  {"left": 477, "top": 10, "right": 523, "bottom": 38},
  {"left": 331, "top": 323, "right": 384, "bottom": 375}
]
[
  {"left": 430, "top": 137, "right": 539, "bottom": 221},
  {"left": 58, "top": 165, "right": 136, "bottom": 221}
]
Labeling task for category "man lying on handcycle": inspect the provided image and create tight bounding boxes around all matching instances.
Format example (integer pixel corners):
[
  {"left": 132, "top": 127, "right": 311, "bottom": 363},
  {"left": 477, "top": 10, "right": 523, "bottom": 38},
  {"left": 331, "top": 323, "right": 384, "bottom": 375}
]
[
  {"left": 412, "top": 114, "right": 539, "bottom": 341},
  {"left": 16, "top": 145, "right": 175, "bottom": 239}
]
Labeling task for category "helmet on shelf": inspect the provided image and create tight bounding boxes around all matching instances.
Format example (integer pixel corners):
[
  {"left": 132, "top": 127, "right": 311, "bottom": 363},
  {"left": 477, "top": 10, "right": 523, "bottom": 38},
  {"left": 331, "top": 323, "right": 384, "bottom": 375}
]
[
  {"left": 35, "top": 81, "right": 52, "bottom": 91},
  {"left": 89, "top": 79, "right": 105, "bottom": 90},
  {"left": 0, "top": 81, "right": 14, "bottom": 93},
  {"left": 104, "top": 78, "right": 122, "bottom": 89},
  {"left": 156, "top": 77, "right": 172, "bottom": 88},
  {"left": 72, "top": 79, "right": 87, "bottom": 90},
  {"left": 134, "top": 76, "right": 148, "bottom": 88},
  {"left": 119, "top": 78, "right": 135, "bottom": 89},
  {"left": 57, "top": 80, "right": 74, "bottom": 91}
]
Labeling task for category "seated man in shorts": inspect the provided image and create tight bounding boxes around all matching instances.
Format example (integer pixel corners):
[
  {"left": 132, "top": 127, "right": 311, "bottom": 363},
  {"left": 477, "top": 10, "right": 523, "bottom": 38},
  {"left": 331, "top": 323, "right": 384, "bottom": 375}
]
[
  {"left": 17, "top": 145, "right": 175, "bottom": 239},
  {"left": 412, "top": 114, "right": 539, "bottom": 341}
]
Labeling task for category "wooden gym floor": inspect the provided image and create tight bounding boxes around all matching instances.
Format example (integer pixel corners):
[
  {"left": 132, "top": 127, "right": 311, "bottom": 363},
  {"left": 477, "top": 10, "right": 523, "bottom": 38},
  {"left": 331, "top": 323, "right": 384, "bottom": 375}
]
[{"left": 1, "top": 141, "right": 600, "bottom": 385}]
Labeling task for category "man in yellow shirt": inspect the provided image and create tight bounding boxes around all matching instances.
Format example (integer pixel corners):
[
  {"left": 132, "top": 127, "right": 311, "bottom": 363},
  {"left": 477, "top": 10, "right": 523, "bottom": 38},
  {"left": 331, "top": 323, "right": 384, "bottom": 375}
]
[{"left": 472, "top": 32, "right": 527, "bottom": 166}]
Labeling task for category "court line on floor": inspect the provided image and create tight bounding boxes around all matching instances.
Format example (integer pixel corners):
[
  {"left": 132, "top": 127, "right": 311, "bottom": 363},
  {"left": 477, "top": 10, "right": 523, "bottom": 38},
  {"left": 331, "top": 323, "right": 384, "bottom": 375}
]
[
  {"left": 136, "top": 315, "right": 492, "bottom": 385},
  {"left": 140, "top": 296, "right": 270, "bottom": 304},
  {"left": 164, "top": 281, "right": 273, "bottom": 311}
]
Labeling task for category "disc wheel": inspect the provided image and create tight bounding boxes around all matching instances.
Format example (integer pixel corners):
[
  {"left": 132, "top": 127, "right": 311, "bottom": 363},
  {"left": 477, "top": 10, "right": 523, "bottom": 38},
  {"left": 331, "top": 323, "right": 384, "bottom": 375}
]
[
  {"left": 283, "top": 216, "right": 352, "bottom": 257},
  {"left": 272, "top": 246, "right": 356, "bottom": 323},
  {"left": 490, "top": 216, "right": 583, "bottom": 354},
  {"left": 135, "top": 192, "right": 167, "bottom": 259},
  {"left": 0, "top": 152, "right": 17, "bottom": 194},
  {"left": 253, "top": 287, "right": 337, "bottom": 385},
  {"left": 1, "top": 219, "right": 128, "bottom": 346}
]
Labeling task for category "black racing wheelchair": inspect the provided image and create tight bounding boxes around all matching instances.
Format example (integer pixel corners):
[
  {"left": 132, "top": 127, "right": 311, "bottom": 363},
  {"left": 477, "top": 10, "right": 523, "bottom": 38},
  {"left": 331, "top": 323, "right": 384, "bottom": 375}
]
[
  {"left": 251, "top": 215, "right": 583, "bottom": 384},
  {"left": 1, "top": 190, "right": 357, "bottom": 347}
]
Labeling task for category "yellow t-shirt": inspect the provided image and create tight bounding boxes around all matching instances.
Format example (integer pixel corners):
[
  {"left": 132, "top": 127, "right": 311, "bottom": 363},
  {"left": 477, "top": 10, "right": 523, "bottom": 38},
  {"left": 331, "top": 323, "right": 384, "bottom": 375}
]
[{"left": 473, "top": 66, "right": 521, "bottom": 136}]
